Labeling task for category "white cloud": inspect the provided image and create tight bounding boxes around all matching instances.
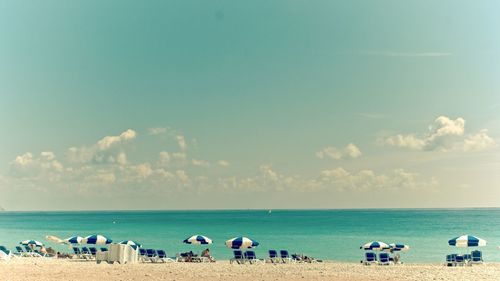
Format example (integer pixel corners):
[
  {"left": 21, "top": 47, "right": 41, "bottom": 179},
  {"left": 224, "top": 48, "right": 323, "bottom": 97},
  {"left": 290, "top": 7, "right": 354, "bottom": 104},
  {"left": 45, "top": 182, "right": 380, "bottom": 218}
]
[
  {"left": 463, "top": 130, "right": 496, "bottom": 152},
  {"left": 172, "top": 152, "right": 187, "bottom": 161},
  {"left": 116, "top": 152, "right": 128, "bottom": 166},
  {"left": 217, "top": 160, "right": 230, "bottom": 166},
  {"left": 158, "top": 151, "right": 171, "bottom": 165},
  {"left": 316, "top": 143, "right": 362, "bottom": 160},
  {"left": 176, "top": 135, "right": 187, "bottom": 151},
  {"left": 192, "top": 159, "right": 210, "bottom": 167},
  {"left": 14, "top": 152, "right": 34, "bottom": 167},
  {"left": 384, "top": 116, "right": 494, "bottom": 152},
  {"left": 40, "top": 151, "right": 55, "bottom": 161},
  {"left": 148, "top": 127, "right": 167, "bottom": 135},
  {"left": 319, "top": 167, "right": 437, "bottom": 191},
  {"left": 97, "top": 129, "right": 137, "bottom": 150},
  {"left": 10, "top": 151, "right": 64, "bottom": 179}
]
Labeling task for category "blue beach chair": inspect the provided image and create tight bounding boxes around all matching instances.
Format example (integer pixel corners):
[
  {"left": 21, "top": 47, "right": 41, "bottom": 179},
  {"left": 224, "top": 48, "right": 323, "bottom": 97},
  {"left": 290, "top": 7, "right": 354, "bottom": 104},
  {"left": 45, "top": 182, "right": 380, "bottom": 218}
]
[
  {"left": 0, "top": 246, "right": 11, "bottom": 256},
  {"left": 156, "top": 250, "right": 174, "bottom": 263},
  {"left": 268, "top": 250, "right": 279, "bottom": 263},
  {"left": 471, "top": 250, "right": 483, "bottom": 264},
  {"left": 378, "top": 253, "right": 392, "bottom": 265},
  {"left": 280, "top": 250, "right": 293, "bottom": 263},
  {"left": 230, "top": 250, "right": 245, "bottom": 264},
  {"left": 244, "top": 251, "right": 260, "bottom": 264},
  {"left": 89, "top": 247, "right": 97, "bottom": 256},
  {"left": 455, "top": 255, "right": 465, "bottom": 266},
  {"left": 100, "top": 247, "right": 108, "bottom": 252},
  {"left": 146, "top": 249, "right": 158, "bottom": 263},
  {"left": 139, "top": 248, "right": 147, "bottom": 262},
  {"left": 363, "top": 252, "right": 377, "bottom": 265}
]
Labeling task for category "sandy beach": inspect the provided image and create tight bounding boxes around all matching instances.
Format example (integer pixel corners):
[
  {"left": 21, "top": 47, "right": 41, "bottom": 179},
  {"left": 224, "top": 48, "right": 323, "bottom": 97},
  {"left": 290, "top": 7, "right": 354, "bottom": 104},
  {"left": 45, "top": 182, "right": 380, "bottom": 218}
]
[{"left": 1, "top": 258, "right": 499, "bottom": 281}]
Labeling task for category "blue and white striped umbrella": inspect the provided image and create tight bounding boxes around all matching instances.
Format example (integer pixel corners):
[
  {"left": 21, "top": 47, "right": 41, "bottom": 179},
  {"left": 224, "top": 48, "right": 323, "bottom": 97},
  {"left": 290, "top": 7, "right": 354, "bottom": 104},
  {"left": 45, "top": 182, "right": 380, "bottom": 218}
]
[
  {"left": 82, "top": 235, "right": 112, "bottom": 245},
  {"left": 20, "top": 240, "right": 44, "bottom": 247},
  {"left": 361, "top": 241, "right": 389, "bottom": 251},
  {"left": 120, "top": 240, "right": 142, "bottom": 247},
  {"left": 389, "top": 243, "right": 410, "bottom": 252},
  {"left": 449, "top": 235, "right": 486, "bottom": 247},
  {"left": 183, "top": 235, "right": 213, "bottom": 245},
  {"left": 225, "top": 237, "right": 259, "bottom": 249},
  {"left": 64, "top": 236, "right": 83, "bottom": 244}
]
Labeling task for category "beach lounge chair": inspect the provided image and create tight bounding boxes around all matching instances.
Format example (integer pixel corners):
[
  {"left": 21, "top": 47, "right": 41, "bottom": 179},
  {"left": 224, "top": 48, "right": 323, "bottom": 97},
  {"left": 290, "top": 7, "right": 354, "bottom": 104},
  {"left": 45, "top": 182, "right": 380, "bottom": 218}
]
[
  {"left": 279, "top": 250, "right": 293, "bottom": 263},
  {"left": 267, "top": 250, "right": 279, "bottom": 263},
  {"left": 73, "top": 247, "right": 82, "bottom": 258},
  {"left": 146, "top": 249, "right": 158, "bottom": 263},
  {"left": 15, "top": 246, "right": 25, "bottom": 256},
  {"left": 363, "top": 252, "right": 377, "bottom": 265},
  {"left": 244, "top": 251, "right": 262, "bottom": 264},
  {"left": 23, "top": 245, "right": 41, "bottom": 257},
  {"left": 139, "top": 248, "right": 147, "bottom": 262},
  {"left": 378, "top": 253, "right": 392, "bottom": 265},
  {"left": 455, "top": 255, "right": 466, "bottom": 266},
  {"left": 0, "top": 246, "right": 11, "bottom": 256},
  {"left": 156, "top": 250, "right": 174, "bottom": 263},
  {"left": 471, "top": 250, "right": 483, "bottom": 264},
  {"left": 100, "top": 247, "right": 108, "bottom": 252},
  {"left": 89, "top": 247, "right": 97, "bottom": 256},
  {"left": 230, "top": 250, "right": 245, "bottom": 264},
  {"left": 81, "top": 247, "right": 93, "bottom": 259}
]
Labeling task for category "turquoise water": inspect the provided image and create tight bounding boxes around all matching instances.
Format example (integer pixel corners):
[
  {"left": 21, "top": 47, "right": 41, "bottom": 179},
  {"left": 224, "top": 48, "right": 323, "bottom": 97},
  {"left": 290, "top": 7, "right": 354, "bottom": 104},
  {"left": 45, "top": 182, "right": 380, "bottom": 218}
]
[{"left": 1, "top": 209, "right": 499, "bottom": 263}]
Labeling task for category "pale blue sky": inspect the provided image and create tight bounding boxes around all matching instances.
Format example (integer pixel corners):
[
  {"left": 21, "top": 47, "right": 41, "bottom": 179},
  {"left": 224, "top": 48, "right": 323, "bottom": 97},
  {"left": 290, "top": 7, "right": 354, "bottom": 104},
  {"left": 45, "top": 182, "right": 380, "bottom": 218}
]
[{"left": 0, "top": 0, "right": 499, "bottom": 210}]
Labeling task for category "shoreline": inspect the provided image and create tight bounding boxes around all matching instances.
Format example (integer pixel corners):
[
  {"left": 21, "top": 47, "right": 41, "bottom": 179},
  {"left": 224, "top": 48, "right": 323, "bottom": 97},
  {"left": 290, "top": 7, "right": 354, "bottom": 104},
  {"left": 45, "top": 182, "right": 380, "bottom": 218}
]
[{"left": 1, "top": 258, "right": 499, "bottom": 281}]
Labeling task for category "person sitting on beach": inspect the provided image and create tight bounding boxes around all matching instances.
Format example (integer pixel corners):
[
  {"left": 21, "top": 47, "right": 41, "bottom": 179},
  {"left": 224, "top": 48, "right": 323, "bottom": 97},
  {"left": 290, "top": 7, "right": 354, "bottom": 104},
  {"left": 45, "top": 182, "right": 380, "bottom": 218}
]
[
  {"left": 201, "top": 248, "right": 215, "bottom": 262},
  {"left": 39, "top": 246, "right": 48, "bottom": 255}
]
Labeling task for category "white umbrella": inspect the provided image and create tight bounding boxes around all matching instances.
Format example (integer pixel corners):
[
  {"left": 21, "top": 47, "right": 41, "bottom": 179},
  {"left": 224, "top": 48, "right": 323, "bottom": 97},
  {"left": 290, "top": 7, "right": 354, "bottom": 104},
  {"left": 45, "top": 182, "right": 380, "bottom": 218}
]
[
  {"left": 82, "top": 235, "right": 112, "bottom": 245},
  {"left": 225, "top": 237, "right": 259, "bottom": 249},
  {"left": 361, "top": 241, "right": 389, "bottom": 251}
]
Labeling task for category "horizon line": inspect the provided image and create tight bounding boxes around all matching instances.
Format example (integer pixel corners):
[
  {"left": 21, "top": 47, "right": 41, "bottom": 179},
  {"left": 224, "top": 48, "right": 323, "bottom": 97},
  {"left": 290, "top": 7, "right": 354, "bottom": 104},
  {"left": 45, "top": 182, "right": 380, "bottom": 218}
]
[{"left": 1, "top": 207, "right": 499, "bottom": 213}]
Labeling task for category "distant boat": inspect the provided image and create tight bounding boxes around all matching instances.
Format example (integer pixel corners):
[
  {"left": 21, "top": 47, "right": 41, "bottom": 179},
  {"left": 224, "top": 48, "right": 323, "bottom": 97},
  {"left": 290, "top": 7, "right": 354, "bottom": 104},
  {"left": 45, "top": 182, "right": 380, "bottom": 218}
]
[{"left": 268, "top": 209, "right": 272, "bottom": 214}]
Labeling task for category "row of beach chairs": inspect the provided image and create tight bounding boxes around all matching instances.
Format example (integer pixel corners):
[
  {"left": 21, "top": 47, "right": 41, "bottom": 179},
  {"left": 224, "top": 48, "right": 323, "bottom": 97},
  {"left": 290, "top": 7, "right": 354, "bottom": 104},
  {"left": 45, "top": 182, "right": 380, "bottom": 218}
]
[
  {"left": 138, "top": 248, "right": 175, "bottom": 263},
  {"left": 230, "top": 250, "right": 319, "bottom": 264},
  {"left": 445, "top": 251, "right": 483, "bottom": 266},
  {"left": 73, "top": 247, "right": 107, "bottom": 260},
  {"left": 362, "top": 252, "right": 394, "bottom": 265},
  {"left": 14, "top": 246, "right": 53, "bottom": 257}
]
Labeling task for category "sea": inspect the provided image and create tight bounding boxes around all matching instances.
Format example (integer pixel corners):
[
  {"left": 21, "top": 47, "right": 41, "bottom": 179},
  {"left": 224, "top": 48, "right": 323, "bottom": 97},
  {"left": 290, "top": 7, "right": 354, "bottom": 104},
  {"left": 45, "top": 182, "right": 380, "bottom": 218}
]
[{"left": 1, "top": 209, "right": 499, "bottom": 263}]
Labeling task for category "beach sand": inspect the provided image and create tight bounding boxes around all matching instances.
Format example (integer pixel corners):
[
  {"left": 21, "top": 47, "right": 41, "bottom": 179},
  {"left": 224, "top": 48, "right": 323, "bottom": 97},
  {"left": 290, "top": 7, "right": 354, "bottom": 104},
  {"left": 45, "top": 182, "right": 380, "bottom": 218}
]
[{"left": 1, "top": 258, "right": 500, "bottom": 281}]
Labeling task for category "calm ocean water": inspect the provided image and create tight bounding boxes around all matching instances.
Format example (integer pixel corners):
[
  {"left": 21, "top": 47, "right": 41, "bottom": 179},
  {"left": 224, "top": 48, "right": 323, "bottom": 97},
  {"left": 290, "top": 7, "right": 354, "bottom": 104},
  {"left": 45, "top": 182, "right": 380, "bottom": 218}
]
[{"left": 1, "top": 209, "right": 499, "bottom": 262}]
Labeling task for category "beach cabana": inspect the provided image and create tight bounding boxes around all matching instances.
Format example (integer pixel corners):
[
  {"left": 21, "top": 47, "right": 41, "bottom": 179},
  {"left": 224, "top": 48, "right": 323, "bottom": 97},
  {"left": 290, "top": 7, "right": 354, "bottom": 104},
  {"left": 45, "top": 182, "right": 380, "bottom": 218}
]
[
  {"left": 448, "top": 235, "right": 486, "bottom": 247},
  {"left": 183, "top": 235, "right": 212, "bottom": 245},
  {"left": 225, "top": 236, "right": 259, "bottom": 249},
  {"left": 82, "top": 235, "right": 112, "bottom": 245}
]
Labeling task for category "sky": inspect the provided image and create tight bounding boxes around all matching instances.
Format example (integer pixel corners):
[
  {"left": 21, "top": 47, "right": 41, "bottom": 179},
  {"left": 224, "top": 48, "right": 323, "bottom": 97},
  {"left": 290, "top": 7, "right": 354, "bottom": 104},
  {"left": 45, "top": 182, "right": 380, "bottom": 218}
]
[{"left": 0, "top": 0, "right": 499, "bottom": 210}]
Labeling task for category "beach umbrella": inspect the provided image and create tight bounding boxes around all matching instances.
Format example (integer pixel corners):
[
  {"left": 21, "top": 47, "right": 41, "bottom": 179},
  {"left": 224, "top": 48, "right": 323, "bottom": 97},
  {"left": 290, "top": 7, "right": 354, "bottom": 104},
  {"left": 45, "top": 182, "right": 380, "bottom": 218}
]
[
  {"left": 225, "top": 236, "right": 259, "bottom": 249},
  {"left": 64, "top": 236, "right": 83, "bottom": 244},
  {"left": 448, "top": 235, "right": 486, "bottom": 247},
  {"left": 20, "top": 240, "right": 44, "bottom": 247},
  {"left": 183, "top": 235, "right": 213, "bottom": 245},
  {"left": 46, "top": 235, "right": 64, "bottom": 244},
  {"left": 360, "top": 241, "right": 389, "bottom": 251},
  {"left": 119, "top": 240, "right": 142, "bottom": 247},
  {"left": 388, "top": 243, "right": 410, "bottom": 252},
  {"left": 82, "top": 235, "right": 112, "bottom": 245}
]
